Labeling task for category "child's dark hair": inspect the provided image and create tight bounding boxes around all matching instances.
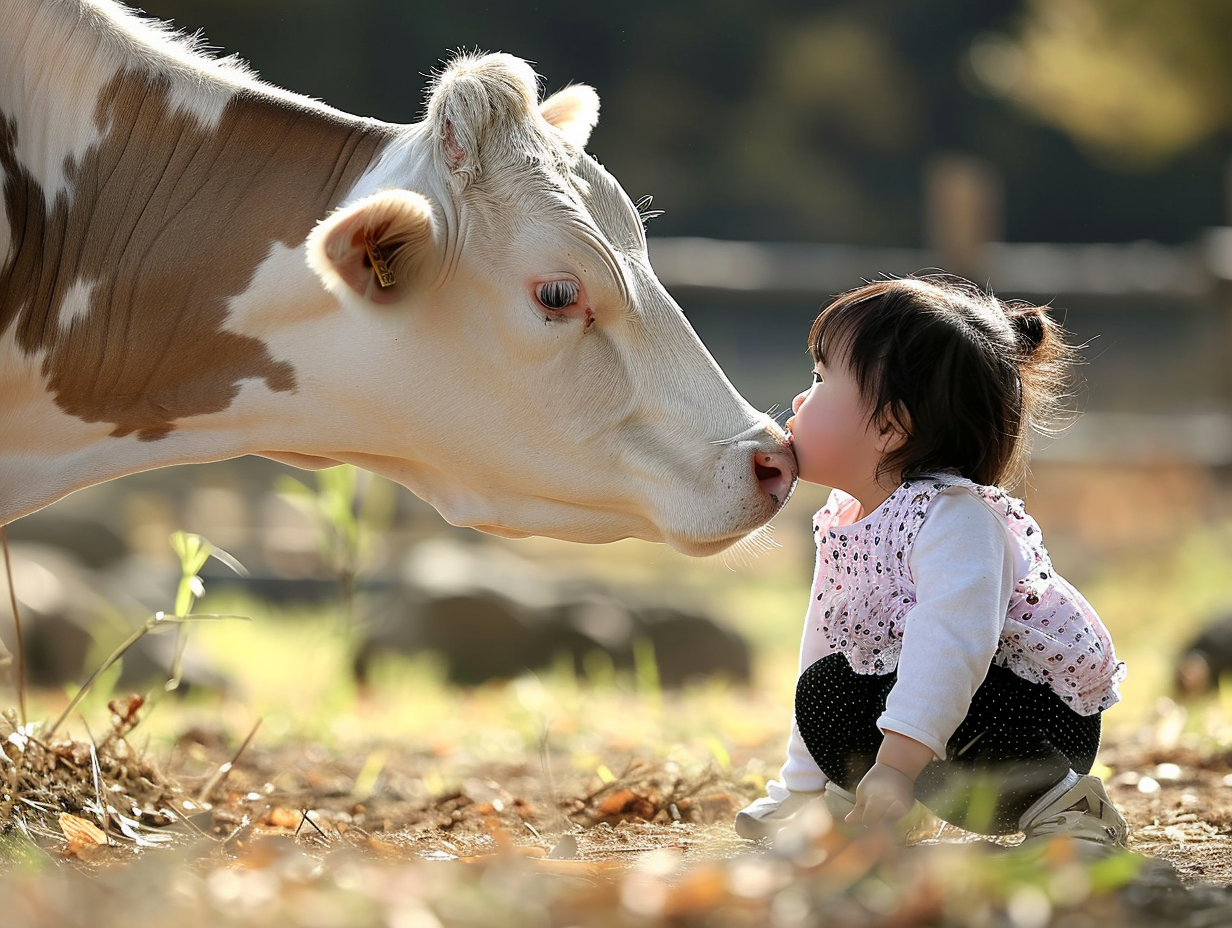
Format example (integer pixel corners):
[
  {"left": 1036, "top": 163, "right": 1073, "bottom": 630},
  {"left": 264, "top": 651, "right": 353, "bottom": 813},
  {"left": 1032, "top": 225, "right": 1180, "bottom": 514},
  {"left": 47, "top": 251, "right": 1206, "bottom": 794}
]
[{"left": 808, "top": 274, "right": 1078, "bottom": 488}]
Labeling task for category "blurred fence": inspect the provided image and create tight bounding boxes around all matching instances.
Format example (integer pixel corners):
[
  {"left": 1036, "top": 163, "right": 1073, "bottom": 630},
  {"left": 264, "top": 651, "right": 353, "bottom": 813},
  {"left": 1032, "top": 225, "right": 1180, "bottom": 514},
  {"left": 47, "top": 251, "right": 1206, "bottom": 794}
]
[{"left": 651, "top": 232, "right": 1232, "bottom": 466}]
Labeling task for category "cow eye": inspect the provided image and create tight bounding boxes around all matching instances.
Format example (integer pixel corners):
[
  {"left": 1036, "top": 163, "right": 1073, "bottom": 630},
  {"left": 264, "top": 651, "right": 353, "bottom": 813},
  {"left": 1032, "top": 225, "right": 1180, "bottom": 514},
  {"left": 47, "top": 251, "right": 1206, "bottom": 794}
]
[{"left": 536, "top": 280, "right": 579, "bottom": 310}]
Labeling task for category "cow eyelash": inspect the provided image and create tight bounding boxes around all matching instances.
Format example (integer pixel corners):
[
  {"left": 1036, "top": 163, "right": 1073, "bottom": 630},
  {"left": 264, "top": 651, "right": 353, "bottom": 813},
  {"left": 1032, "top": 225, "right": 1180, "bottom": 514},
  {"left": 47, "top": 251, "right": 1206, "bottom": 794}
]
[{"left": 537, "top": 280, "right": 580, "bottom": 310}]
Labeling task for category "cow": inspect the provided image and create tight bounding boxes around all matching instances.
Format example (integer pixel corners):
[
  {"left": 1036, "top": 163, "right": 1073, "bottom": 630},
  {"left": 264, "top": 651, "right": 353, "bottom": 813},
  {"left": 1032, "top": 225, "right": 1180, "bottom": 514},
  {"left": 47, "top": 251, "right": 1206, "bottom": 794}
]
[{"left": 0, "top": 0, "right": 796, "bottom": 557}]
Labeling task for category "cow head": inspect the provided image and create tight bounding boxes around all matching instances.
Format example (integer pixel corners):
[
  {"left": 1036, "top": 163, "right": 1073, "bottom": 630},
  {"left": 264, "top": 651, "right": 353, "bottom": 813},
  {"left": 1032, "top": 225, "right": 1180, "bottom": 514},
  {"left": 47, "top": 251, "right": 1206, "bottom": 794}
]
[{"left": 303, "top": 54, "right": 794, "bottom": 555}]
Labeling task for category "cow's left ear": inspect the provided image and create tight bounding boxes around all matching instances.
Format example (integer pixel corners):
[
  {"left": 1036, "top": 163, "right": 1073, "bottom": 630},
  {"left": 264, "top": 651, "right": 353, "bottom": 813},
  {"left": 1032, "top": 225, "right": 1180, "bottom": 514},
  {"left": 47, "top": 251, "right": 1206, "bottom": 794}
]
[
  {"left": 540, "top": 85, "right": 600, "bottom": 148},
  {"left": 307, "top": 190, "right": 439, "bottom": 307}
]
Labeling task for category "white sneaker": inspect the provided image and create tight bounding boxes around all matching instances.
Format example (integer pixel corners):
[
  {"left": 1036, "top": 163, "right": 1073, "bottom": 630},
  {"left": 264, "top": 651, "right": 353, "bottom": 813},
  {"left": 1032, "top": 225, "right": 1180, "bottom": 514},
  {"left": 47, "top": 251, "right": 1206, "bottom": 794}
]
[
  {"left": 820, "top": 781, "right": 858, "bottom": 820},
  {"left": 734, "top": 780, "right": 825, "bottom": 840},
  {"left": 1018, "top": 772, "right": 1128, "bottom": 850}
]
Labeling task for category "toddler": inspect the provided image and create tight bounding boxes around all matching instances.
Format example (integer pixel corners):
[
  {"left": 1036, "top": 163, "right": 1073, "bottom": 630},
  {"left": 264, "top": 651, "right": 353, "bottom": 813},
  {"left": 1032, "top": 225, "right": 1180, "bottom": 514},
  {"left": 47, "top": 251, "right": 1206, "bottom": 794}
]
[{"left": 736, "top": 275, "right": 1127, "bottom": 849}]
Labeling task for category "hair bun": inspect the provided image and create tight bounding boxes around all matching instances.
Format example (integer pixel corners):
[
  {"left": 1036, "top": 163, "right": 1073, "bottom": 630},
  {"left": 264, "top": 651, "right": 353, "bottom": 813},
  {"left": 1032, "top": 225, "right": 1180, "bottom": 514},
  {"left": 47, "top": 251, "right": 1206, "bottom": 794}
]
[{"left": 1010, "top": 306, "right": 1048, "bottom": 353}]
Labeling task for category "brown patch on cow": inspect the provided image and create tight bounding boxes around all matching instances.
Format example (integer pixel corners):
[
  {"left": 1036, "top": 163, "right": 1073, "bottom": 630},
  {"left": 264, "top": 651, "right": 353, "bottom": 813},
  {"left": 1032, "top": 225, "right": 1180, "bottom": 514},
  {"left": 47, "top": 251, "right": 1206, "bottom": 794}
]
[{"left": 0, "top": 72, "right": 392, "bottom": 440}]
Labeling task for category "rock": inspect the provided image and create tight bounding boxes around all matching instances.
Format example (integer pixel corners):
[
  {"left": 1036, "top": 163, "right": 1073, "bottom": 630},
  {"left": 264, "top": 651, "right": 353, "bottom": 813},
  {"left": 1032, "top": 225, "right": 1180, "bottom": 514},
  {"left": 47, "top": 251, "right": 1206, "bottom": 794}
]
[
  {"left": 352, "top": 538, "right": 752, "bottom": 688},
  {"left": 354, "top": 585, "right": 534, "bottom": 685},
  {"left": 1175, "top": 612, "right": 1232, "bottom": 697},
  {"left": 0, "top": 542, "right": 230, "bottom": 695},
  {"left": 537, "top": 591, "right": 638, "bottom": 676},
  {"left": 631, "top": 604, "right": 752, "bottom": 687},
  {"left": 0, "top": 543, "right": 108, "bottom": 687},
  {"left": 4, "top": 515, "right": 128, "bottom": 568}
]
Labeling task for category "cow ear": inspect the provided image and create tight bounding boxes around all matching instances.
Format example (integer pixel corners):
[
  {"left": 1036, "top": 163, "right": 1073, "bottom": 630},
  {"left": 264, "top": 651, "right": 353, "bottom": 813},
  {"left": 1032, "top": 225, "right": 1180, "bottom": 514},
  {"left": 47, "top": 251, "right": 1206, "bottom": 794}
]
[
  {"left": 307, "top": 190, "right": 438, "bottom": 306},
  {"left": 540, "top": 85, "right": 599, "bottom": 148},
  {"left": 427, "top": 53, "right": 542, "bottom": 184}
]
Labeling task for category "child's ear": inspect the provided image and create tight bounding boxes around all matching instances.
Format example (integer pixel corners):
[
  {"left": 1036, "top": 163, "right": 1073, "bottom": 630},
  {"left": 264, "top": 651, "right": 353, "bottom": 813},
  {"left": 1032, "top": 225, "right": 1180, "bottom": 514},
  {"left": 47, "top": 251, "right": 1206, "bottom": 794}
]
[{"left": 876, "top": 404, "right": 911, "bottom": 455}]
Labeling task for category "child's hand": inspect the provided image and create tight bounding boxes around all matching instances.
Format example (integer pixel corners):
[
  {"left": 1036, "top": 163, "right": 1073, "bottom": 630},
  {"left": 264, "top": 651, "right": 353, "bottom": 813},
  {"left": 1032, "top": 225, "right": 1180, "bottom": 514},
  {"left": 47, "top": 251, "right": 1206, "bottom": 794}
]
[{"left": 846, "top": 762, "right": 916, "bottom": 826}]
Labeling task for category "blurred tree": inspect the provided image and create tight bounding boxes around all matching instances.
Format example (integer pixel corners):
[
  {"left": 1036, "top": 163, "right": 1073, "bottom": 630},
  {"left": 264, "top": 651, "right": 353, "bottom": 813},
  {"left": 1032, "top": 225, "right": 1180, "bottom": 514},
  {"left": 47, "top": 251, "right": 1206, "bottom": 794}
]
[
  {"left": 134, "top": 0, "right": 1230, "bottom": 246},
  {"left": 715, "top": 13, "right": 923, "bottom": 242},
  {"left": 970, "top": 0, "right": 1232, "bottom": 169}
]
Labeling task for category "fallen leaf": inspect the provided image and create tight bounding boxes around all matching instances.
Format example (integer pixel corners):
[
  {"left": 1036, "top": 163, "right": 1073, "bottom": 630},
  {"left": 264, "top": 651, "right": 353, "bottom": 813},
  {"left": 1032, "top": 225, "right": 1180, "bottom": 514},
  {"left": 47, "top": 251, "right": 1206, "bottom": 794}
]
[
  {"left": 59, "top": 813, "right": 107, "bottom": 858},
  {"left": 598, "top": 789, "right": 639, "bottom": 815},
  {"left": 594, "top": 788, "right": 657, "bottom": 822},
  {"left": 265, "top": 807, "right": 304, "bottom": 829}
]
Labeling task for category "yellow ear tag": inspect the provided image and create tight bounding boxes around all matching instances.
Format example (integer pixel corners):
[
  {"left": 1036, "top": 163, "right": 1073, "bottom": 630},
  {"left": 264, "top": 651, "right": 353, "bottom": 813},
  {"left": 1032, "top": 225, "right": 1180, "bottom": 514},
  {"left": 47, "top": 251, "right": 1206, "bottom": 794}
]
[{"left": 364, "top": 234, "right": 396, "bottom": 288}]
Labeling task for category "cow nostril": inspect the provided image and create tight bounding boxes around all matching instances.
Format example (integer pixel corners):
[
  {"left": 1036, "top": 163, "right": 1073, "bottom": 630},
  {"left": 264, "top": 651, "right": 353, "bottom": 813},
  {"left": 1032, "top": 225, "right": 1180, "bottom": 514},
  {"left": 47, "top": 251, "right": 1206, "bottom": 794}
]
[
  {"left": 754, "top": 451, "right": 795, "bottom": 509},
  {"left": 754, "top": 460, "right": 781, "bottom": 483}
]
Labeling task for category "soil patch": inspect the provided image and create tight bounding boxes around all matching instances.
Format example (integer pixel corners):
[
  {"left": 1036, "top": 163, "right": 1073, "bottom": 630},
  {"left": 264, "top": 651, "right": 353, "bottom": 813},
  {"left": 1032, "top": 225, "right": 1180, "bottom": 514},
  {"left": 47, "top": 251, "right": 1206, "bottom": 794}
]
[{"left": 3, "top": 704, "right": 1232, "bottom": 926}]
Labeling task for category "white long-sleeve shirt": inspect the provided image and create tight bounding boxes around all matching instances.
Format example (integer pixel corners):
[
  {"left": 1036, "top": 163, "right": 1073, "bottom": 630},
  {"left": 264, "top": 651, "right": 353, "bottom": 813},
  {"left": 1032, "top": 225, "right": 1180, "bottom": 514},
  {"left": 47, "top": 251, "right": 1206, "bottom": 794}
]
[{"left": 777, "top": 479, "right": 1123, "bottom": 790}]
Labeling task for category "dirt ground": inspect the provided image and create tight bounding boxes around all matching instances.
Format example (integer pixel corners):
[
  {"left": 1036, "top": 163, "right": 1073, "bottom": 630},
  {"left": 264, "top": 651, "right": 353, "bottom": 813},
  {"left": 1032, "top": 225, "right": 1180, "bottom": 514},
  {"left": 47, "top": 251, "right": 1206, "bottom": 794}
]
[
  {"left": 1098, "top": 734, "right": 1232, "bottom": 886},
  {"left": 3, "top": 694, "right": 1232, "bottom": 927},
  {"left": 189, "top": 728, "right": 1232, "bottom": 887},
  {"left": 8, "top": 709, "right": 1231, "bottom": 923}
]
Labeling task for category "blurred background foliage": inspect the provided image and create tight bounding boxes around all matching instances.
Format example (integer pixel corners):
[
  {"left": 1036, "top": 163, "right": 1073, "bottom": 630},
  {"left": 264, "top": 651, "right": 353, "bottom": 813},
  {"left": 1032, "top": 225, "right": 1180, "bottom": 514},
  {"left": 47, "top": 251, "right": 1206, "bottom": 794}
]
[{"left": 143, "top": 0, "right": 1232, "bottom": 245}]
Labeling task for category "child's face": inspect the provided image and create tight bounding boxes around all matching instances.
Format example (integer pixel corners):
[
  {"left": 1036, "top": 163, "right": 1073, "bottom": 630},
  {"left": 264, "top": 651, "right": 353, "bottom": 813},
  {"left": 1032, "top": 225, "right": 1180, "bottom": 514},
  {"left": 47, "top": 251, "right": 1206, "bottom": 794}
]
[{"left": 787, "top": 354, "right": 891, "bottom": 499}]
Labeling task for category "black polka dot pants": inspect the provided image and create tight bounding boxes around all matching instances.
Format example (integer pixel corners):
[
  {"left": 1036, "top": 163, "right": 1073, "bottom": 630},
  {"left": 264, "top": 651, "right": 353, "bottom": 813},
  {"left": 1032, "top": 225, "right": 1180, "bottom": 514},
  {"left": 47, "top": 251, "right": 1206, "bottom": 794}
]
[{"left": 795, "top": 653, "right": 1102, "bottom": 834}]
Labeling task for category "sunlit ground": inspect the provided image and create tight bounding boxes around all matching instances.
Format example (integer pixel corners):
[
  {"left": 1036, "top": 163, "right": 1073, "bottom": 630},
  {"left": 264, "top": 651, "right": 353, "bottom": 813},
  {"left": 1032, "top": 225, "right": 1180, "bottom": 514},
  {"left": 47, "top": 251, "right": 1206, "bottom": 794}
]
[{"left": 15, "top": 470, "right": 1232, "bottom": 778}]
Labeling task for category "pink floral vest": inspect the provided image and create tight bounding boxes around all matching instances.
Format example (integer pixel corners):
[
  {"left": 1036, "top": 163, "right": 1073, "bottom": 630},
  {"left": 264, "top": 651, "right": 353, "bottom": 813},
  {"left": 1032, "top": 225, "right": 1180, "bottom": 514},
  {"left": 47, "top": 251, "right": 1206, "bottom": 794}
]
[{"left": 813, "top": 476, "right": 1125, "bottom": 715}]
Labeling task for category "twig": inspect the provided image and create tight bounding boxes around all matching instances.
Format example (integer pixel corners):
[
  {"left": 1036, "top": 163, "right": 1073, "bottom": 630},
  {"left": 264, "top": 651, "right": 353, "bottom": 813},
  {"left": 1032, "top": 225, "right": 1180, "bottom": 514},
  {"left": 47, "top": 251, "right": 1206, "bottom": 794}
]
[
  {"left": 2, "top": 525, "right": 27, "bottom": 726},
  {"left": 85, "top": 734, "right": 116, "bottom": 847},
  {"left": 295, "top": 809, "right": 328, "bottom": 840},
  {"left": 195, "top": 718, "right": 262, "bottom": 805},
  {"left": 538, "top": 722, "right": 573, "bottom": 834},
  {"left": 165, "top": 803, "right": 216, "bottom": 841}
]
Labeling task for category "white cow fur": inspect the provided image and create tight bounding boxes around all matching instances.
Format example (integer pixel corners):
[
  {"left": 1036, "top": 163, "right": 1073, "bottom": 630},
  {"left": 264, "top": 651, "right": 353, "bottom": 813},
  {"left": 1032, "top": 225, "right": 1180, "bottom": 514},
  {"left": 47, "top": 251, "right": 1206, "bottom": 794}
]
[{"left": 0, "top": 0, "right": 796, "bottom": 556}]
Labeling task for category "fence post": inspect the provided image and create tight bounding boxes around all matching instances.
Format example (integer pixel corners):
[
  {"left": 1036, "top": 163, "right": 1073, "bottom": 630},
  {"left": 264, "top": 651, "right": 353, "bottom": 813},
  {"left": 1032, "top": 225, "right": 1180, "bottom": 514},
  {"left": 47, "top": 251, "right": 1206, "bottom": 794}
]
[
  {"left": 923, "top": 154, "right": 1002, "bottom": 280},
  {"left": 1207, "top": 229, "right": 1232, "bottom": 410}
]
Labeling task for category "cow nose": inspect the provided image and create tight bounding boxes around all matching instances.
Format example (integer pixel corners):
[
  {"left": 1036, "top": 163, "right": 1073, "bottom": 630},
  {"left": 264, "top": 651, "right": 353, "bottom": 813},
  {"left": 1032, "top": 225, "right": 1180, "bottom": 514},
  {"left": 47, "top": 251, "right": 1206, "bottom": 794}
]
[{"left": 754, "top": 446, "right": 797, "bottom": 509}]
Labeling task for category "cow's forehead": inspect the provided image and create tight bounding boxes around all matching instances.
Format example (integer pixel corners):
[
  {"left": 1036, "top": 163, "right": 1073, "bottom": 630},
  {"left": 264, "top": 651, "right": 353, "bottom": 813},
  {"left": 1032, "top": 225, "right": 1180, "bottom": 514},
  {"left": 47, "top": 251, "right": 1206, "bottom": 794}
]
[{"left": 567, "top": 154, "right": 646, "bottom": 257}]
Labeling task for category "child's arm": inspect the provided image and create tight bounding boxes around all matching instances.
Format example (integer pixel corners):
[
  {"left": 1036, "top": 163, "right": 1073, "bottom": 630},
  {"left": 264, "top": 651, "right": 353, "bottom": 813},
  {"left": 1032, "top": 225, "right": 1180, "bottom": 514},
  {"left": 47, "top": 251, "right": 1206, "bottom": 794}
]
[
  {"left": 878, "top": 487, "right": 1019, "bottom": 759},
  {"left": 851, "top": 488, "right": 1019, "bottom": 826}
]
